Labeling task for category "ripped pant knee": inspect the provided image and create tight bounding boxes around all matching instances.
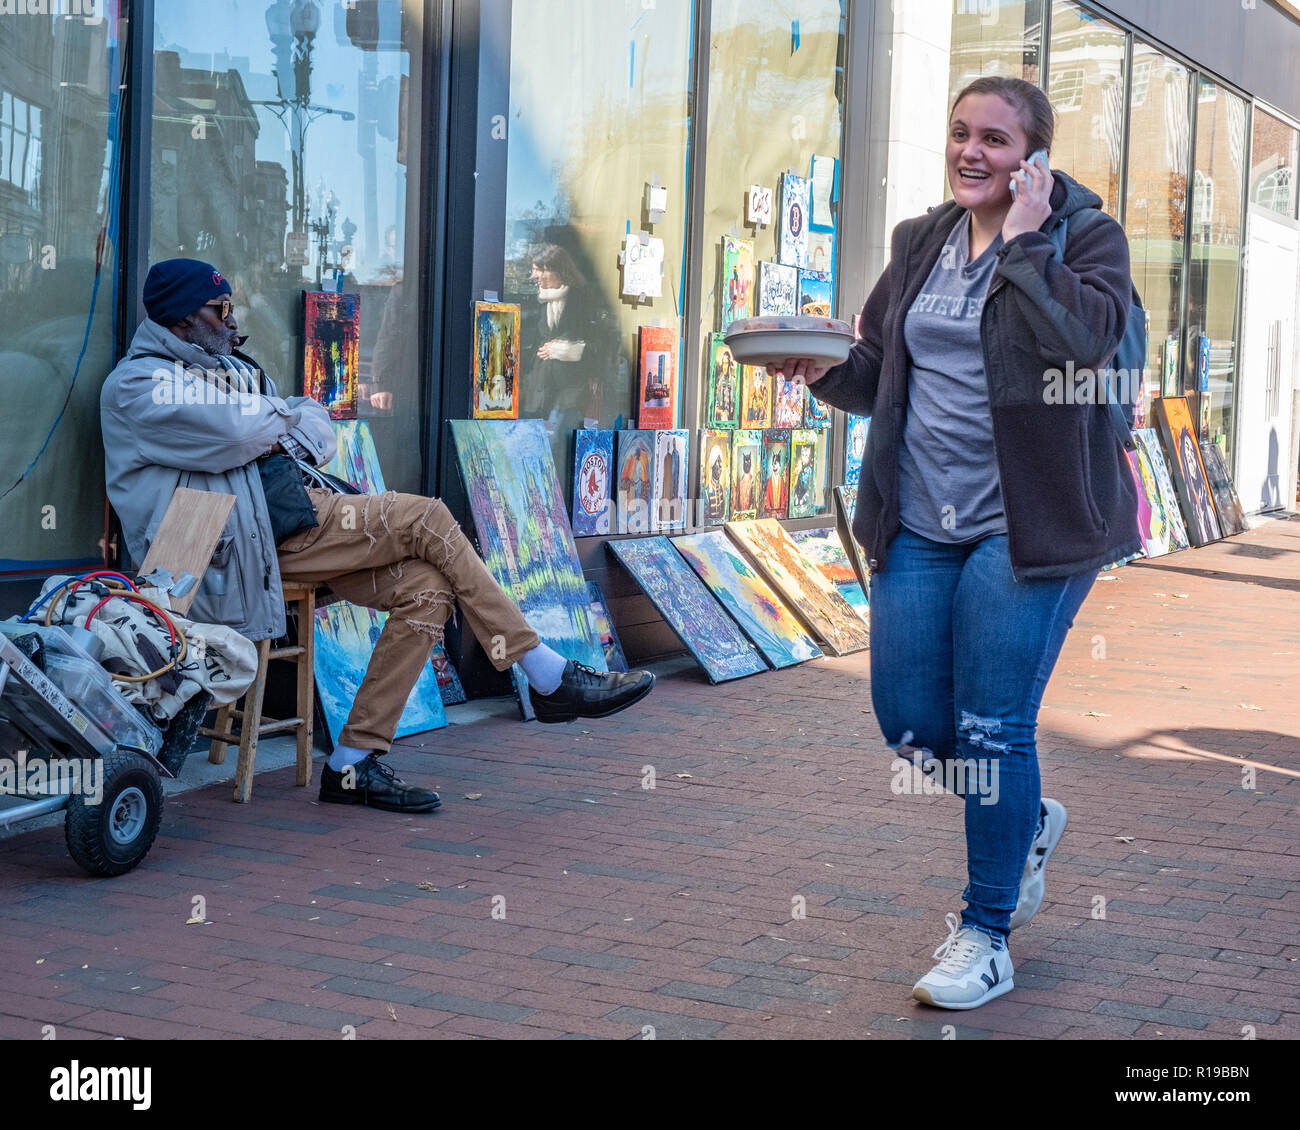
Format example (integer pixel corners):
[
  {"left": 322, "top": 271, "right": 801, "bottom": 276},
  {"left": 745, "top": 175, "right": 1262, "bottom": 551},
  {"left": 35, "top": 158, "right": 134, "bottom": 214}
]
[{"left": 958, "top": 711, "right": 1010, "bottom": 755}]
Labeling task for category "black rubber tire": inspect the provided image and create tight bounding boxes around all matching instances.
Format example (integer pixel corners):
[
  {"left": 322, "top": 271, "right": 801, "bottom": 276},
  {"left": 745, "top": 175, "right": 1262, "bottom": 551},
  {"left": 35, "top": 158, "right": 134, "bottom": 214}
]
[{"left": 64, "top": 750, "right": 164, "bottom": 877}]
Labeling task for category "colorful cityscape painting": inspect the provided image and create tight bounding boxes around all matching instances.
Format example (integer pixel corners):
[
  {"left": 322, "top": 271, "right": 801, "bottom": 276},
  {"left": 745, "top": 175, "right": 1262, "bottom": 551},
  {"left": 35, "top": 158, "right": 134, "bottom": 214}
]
[
  {"left": 323, "top": 420, "right": 385, "bottom": 493},
  {"left": 788, "top": 527, "right": 870, "bottom": 624},
  {"left": 449, "top": 419, "right": 606, "bottom": 712}
]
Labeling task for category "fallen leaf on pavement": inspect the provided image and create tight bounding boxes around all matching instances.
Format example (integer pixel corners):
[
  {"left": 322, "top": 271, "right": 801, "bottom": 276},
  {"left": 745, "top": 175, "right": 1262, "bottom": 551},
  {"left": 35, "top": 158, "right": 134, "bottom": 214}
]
[
  {"left": 387, "top": 1005, "right": 397, "bottom": 1021},
  {"left": 416, "top": 882, "right": 439, "bottom": 892},
  {"left": 1114, "top": 836, "right": 1135, "bottom": 843},
  {"left": 464, "top": 793, "right": 483, "bottom": 800}
]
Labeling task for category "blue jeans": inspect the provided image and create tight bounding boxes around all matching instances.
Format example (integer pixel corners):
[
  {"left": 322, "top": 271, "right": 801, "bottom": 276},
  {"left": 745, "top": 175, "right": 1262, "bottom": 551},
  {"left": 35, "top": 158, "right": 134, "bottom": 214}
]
[{"left": 868, "top": 527, "right": 1097, "bottom": 941}]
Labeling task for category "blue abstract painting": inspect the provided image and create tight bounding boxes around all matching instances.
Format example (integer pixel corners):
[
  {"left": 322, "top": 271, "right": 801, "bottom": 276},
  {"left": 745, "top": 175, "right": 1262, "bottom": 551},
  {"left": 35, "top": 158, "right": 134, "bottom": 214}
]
[
  {"left": 673, "top": 530, "right": 820, "bottom": 669},
  {"left": 314, "top": 602, "right": 447, "bottom": 747},
  {"left": 608, "top": 536, "right": 765, "bottom": 683},
  {"left": 844, "top": 414, "right": 869, "bottom": 487}
]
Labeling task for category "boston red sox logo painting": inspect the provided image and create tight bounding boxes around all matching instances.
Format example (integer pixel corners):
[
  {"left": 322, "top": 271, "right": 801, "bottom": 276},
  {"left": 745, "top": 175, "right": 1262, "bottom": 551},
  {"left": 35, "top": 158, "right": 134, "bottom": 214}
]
[{"left": 579, "top": 451, "right": 608, "bottom": 516}]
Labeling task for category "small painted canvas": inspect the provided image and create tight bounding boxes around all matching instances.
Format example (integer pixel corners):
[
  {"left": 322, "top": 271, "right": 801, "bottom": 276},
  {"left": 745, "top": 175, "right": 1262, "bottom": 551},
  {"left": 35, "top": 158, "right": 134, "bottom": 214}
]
[
  {"left": 759, "top": 428, "right": 791, "bottom": 519},
  {"left": 773, "top": 375, "right": 806, "bottom": 429},
  {"left": 833, "top": 484, "right": 872, "bottom": 594},
  {"left": 758, "top": 261, "right": 799, "bottom": 317},
  {"left": 1133, "top": 428, "right": 1190, "bottom": 551},
  {"left": 1199, "top": 441, "right": 1247, "bottom": 536},
  {"left": 788, "top": 428, "right": 823, "bottom": 519},
  {"left": 314, "top": 602, "right": 446, "bottom": 747},
  {"left": 747, "top": 184, "right": 773, "bottom": 227},
  {"left": 843, "top": 414, "right": 869, "bottom": 487},
  {"left": 304, "top": 292, "right": 360, "bottom": 419},
  {"left": 725, "top": 518, "right": 870, "bottom": 656},
  {"left": 798, "top": 270, "right": 832, "bottom": 317},
  {"left": 587, "top": 581, "right": 628, "bottom": 674},
  {"left": 615, "top": 429, "right": 656, "bottom": 535},
  {"left": 607, "top": 537, "right": 765, "bottom": 683},
  {"left": 1152, "top": 397, "right": 1221, "bottom": 546},
  {"left": 706, "top": 334, "right": 741, "bottom": 430},
  {"left": 807, "top": 231, "right": 834, "bottom": 276},
  {"left": 779, "top": 172, "right": 810, "bottom": 269},
  {"left": 471, "top": 301, "right": 521, "bottom": 419},
  {"left": 572, "top": 429, "right": 614, "bottom": 536},
  {"left": 788, "top": 527, "right": 870, "bottom": 625},
  {"left": 721, "top": 236, "right": 755, "bottom": 331},
  {"left": 730, "top": 430, "right": 762, "bottom": 521},
  {"left": 699, "top": 429, "right": 732, "bottom": 526},
  {"left": 1125, "top": 445, "right": 1170, "bottom": 558},
  {"left": 804, "top": 389, "right": 831, "bottom": 429},
  {"left": 323, "top": 420, "right": 386, "bottom": 493},
  {"left": 449, "top": 419, "right": 606, "bottom": 716},
  {"left": 429, "top": 642, "right": 467, "bottom": 706},
  {"left": 652, "top": 428, "right": 689, "bottom": 532},
  {"left": 673, "top": 530, "right": 821, "bottom": 669},
  {"left": 638, "top": 326, "right": 677, "bottom": 429},
  {"left": 741, "top": 364, "right": 772, "bottom": 429}
]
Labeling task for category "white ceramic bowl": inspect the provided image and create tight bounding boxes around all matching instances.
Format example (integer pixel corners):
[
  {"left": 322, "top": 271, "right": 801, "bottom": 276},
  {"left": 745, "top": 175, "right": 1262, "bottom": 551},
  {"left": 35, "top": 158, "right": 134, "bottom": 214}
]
[{"left": 723, "top": 315, "right": 855, "bottom": 368}]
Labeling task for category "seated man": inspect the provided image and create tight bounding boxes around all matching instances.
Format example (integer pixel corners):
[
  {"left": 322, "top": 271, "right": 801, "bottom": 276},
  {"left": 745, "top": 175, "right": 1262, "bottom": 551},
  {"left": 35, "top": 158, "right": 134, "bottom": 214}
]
[{"left": 101, "top": 259, "right": 654, "bottom": 814}]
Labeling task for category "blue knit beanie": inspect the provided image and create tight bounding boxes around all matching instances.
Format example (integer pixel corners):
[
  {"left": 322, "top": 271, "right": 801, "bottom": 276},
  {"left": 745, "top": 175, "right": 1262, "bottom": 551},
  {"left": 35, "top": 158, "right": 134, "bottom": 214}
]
[{"left": 143, "top": 259, "right": 232, "bottom": 325}]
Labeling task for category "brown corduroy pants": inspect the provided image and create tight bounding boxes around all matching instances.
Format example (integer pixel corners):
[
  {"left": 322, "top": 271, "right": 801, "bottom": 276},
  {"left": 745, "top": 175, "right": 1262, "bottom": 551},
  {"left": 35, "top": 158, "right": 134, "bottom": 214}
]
[{"left": 277, "top": 489, "right": 539, "bottom": 751}]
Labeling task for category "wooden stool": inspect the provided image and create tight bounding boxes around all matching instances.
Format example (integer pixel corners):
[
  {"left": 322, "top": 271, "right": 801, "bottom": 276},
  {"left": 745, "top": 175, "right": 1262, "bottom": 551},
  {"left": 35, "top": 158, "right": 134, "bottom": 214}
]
[{"left": 201, "top": 583, "right": 317, "bottom": 803}]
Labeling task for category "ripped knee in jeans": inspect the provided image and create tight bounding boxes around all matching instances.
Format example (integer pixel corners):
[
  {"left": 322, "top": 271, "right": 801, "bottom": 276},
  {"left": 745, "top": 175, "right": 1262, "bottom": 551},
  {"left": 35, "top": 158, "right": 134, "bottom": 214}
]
[{"left": 959, "top": 711, "right": 1010, "bottom": 755}]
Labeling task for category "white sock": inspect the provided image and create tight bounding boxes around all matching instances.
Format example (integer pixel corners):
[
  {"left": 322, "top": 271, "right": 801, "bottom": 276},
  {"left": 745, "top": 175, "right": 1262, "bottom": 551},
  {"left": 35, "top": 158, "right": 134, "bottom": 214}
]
[
  {"left": 328, "top": 743, "right": 370, "bottom": 772},
  {"left": 518, "top": 643, "right": 568, "bottom": 695}
]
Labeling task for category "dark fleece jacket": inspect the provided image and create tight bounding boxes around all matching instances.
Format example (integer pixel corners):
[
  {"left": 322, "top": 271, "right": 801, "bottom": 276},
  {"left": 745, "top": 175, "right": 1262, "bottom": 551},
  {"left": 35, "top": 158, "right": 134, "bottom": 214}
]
[{"left": 813, "top": 170, "right": 1141, "bottom": 580}]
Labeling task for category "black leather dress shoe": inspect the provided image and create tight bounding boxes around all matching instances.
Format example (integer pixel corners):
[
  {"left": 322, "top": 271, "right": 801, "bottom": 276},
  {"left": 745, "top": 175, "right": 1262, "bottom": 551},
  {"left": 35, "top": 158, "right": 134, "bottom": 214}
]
[
  {"left": 528, "top": 660, "right": 656, "bottom": 724},
  {"left": 319, "top": 753, "right": 441, "bottom": 813}
]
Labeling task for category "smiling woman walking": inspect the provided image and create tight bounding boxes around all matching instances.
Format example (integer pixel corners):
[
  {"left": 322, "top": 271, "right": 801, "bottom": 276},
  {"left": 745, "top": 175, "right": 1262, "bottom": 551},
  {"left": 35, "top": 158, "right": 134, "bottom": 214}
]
[{"left": 777, "top": 77, "right": 1139, "bottom": 1009}]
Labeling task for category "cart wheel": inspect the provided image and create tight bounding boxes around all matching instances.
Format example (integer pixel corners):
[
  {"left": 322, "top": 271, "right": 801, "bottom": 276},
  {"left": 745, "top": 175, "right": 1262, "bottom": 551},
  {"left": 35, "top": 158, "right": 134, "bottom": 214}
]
[{"left": 65, "top": 750, "right": 164, "bottom": 877}]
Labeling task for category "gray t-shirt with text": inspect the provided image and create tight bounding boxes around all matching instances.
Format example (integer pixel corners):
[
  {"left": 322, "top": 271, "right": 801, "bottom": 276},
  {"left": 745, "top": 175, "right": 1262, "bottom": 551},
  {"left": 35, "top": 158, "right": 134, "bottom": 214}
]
[{"left": 898, "top": 212, "right": 1007, "bottom": 544}]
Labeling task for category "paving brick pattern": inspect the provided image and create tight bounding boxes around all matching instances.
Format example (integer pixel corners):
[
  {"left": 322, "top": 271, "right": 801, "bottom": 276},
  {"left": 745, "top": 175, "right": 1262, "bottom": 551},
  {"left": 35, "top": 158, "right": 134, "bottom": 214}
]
[{"left": 0, "top": 518, "right": 1297, "bottom": 1040}]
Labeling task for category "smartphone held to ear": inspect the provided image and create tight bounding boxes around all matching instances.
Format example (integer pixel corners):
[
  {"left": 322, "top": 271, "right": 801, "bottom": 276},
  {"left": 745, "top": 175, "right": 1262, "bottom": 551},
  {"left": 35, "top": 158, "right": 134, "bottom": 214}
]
[{"left": 1010, "top": 149, "right": 1049, "bottom": 199}]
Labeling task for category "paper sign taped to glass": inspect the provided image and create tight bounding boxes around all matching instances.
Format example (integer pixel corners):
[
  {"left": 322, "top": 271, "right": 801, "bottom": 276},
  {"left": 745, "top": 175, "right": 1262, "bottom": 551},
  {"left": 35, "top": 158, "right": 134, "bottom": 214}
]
[{"left": 622, "top": 233, "right": 665, "bottom": 298}]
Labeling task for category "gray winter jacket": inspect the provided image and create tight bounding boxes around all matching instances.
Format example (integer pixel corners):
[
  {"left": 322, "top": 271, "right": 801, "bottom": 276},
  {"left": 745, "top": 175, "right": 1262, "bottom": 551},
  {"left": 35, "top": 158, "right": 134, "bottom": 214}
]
[{"left": 101, "top": 319, "right": 337, "bottom": 641}]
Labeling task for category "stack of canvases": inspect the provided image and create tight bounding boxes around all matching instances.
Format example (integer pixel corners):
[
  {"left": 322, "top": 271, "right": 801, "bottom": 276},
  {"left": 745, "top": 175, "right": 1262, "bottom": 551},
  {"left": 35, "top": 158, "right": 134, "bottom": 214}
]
[{"left": 1130, "top": 396, "right": 1248, "bottom": 560}]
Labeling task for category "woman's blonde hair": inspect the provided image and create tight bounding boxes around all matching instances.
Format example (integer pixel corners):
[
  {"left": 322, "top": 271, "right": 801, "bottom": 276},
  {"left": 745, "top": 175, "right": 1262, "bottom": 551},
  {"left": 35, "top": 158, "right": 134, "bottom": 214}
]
[{"left": 951, "top": 76, "right": 1056, "bottom": 157}]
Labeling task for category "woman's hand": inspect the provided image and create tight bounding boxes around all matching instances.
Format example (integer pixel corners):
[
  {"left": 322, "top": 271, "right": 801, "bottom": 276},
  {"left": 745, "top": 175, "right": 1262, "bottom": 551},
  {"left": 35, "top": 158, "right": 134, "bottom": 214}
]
[
  {"left": 538, "top": 341, "right": 555, "bottom": 360},
  {"left": 1002, "top": 157, "right": 1053, "bottom": 243},
  {"left": 768, "top": 358, "right": 832, "bottom": 385}
]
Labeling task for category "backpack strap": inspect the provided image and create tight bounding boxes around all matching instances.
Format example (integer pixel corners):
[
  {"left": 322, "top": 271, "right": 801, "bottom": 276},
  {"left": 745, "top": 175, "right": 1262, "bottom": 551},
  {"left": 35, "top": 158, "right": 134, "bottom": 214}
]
[{"left": 1047, "top": 209, "right": 1136, "bottom": 452}]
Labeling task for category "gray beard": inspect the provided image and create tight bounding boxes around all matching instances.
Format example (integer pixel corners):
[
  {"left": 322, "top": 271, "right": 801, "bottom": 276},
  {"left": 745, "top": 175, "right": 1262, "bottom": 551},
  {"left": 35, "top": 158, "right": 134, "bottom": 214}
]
[{"left": 190, "top": 320, "right": 234, "bottom": 356}]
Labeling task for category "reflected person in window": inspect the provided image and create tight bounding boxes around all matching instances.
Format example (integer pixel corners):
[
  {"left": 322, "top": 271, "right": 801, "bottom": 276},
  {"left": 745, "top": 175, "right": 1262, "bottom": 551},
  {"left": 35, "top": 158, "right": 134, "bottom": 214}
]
[{"left": 523, "top": 243, "right": 617, "bottom": 433}]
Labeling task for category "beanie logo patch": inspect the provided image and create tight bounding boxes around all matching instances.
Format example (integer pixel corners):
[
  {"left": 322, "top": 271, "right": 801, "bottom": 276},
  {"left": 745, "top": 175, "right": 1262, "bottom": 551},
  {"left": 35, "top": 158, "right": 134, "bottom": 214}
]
[{"left": 212, "top": 271, "right": 224, "bottom": 285}]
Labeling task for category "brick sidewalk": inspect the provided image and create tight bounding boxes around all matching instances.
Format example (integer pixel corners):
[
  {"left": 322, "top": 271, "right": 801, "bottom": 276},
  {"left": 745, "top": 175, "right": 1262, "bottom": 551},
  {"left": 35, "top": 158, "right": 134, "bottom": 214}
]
[{"left": 1, "top": 517, "right": 1296, "bottom": 1040}]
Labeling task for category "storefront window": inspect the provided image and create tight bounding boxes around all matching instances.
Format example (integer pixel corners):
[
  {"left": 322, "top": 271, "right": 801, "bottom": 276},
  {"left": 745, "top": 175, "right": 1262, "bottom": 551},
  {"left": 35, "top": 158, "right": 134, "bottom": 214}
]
[
  {"left": 694, "top": 0, "right": 845, "bottom": 516},
  {"left": 150, "top": 0, "right": 426, "bottom": 492},
  {"left": 499, "top": 0, "right": 694, "bottom": 489},
  {"left": 1186, "top": 79, "right": 1247, "bottom": 460},
  {"left": 0, "top": 11, "right": 122, "bottom": 571},
  {"left": 1250, "top": 106, "right": 1299, "bottom": 220},
  {"left": 1124, "top": 42, "right": 1190, "bottom": 425},
  {"left": 949, "top": 0, "right": 1044, "bottom": 102},
  {"left": 1047, "top": 1, "right": 1126, "bottom": 217}
]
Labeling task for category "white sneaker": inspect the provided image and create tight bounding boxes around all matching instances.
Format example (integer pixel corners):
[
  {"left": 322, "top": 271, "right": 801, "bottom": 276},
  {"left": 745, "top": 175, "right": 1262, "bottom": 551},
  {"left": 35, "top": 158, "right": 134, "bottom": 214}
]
[
  {"left": 1009, "top": 798, "right": 1067, "bottom": 930},
  {"left": 912, "top": 913, "right": 1014, "bottom": 1009}
]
